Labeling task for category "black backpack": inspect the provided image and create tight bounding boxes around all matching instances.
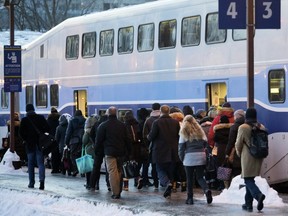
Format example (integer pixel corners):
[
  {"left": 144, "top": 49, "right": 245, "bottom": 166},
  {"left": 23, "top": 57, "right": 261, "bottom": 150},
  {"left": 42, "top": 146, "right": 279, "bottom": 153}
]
[{"left": 248, "top": 125, "right": 269, "bottom": 159}]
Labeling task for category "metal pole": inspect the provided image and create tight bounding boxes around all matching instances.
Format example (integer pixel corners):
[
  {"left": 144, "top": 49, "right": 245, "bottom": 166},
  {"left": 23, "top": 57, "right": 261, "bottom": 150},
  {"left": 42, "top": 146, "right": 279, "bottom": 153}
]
[
  {"left": 247, "top": 0, "right": 254, "bottom": 108},
  {"left": 9, "top": 3, "right": 15, "bottom": 153}
]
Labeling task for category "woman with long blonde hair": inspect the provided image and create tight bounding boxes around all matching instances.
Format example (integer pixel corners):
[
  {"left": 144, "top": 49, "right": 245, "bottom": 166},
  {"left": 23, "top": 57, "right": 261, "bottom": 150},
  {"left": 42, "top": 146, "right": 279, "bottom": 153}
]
[{"left": 178, "top": 115, "right": 212, "bottom": 205}]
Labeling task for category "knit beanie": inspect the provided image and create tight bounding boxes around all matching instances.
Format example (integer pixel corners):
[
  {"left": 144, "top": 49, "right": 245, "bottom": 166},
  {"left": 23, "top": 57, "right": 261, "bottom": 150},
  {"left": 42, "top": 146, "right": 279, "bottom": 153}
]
[
  {"left": 245, "top": 107, "right": 257, "bottom": 120},
  {"left": 26, "top": 104, "right": 35, "bottom": 112}
]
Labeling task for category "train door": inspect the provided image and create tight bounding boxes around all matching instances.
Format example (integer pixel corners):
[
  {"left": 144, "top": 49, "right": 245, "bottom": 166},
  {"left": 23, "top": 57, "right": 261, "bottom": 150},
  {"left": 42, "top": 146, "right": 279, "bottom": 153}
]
[
  {"left": 206, "top": 82, "right": 227, "bottom": 109},
  {"left": 73, "top": 90, "right": 87, "bottom": 117}
]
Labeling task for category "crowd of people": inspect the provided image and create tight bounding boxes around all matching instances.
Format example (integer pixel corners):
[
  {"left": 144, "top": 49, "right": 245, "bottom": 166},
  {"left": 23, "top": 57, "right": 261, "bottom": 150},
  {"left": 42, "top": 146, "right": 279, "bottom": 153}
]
[{"left": 2, "top": 102, "right": 267, "bottom": 212}]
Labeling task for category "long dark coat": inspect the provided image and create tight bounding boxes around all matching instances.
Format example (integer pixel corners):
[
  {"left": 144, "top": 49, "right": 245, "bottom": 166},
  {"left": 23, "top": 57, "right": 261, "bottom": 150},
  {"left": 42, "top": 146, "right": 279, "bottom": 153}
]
[{"left": 147, "top": 114, "right": 180, "bottom": 164}]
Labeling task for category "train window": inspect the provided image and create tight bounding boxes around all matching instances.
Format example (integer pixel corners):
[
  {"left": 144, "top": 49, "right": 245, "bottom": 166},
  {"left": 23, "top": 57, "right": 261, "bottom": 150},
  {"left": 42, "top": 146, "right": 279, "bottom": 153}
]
[
  {"left": 159, "top": 19, "right": 177, "bottom": 49},
  {"left": 26, "top": 86, "right": 33, "bottom": 105},
  {"left": 1, "top": 88, "right": 9, "bottom": 109},
  {"left": 268, "top": 69, "right": 285, "bottom": 103},
  {"left": 118, "top": 109, "right": 132, "bottom": 122},
  {"left": 233, "top": 29, "right": 246, "bottom": 41},
  {"left": 99, "top": 29, "right": 114, "bottom": 56},
  {"left": 65, "top": 35, "right": 79, "bottom": 60},
  {"left": 118, "top": 26, "right": 134, "bottom": 54},
  {"left": 138, "top": 23, "right": 154, "bottom": 52},
  {"left": 36, "top": 84, "right": 48, "bottom": 108},
  {"left": 98, "top": 109, "right": 107, "bottom": 117},
  {"left": 181, "top": 16, "right": 201, "bottom": 47},
  {"left": 82, "top": 32, "right": 96, "bottom": 58},
  {"left": 50, "top": 84, "right": 59, "bottom": 107},
  {"left": 206, "top": 13, "right": 226, "bottom": 44}
]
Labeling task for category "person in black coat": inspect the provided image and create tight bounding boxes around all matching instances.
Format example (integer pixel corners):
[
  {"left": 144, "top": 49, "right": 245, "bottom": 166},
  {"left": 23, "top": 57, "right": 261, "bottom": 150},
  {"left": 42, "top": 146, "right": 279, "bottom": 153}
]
[
  {"left": 95, "top": 106, "right": 131, "bottom": 199},
  {"left": 55, "top": 113, "right": 72, "bottom": 175},
  {"left": 147, "top": 105, "right": 180, "bottom": 198},
  {"left": 47, "top": 107, "right": 61, "bottom": 173},
  {"left": 225, "top": 109, "right": 245, "bottom": 186},
  {"left": 19, "top": 104, "right": 50, "bottom": 190},
  {"left": 64, "top": 110, "right": 86, "bottom": 177}
]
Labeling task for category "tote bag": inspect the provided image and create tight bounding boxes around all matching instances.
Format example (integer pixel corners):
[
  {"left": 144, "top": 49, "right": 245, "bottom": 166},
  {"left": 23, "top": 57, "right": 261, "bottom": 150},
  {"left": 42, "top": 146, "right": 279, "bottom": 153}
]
[{"left": 76, "top": 147, "right": 94, "bottom": 174}]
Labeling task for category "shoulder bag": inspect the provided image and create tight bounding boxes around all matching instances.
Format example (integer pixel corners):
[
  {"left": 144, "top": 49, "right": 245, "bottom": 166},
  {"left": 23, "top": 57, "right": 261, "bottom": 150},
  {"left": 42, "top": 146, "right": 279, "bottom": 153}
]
[{"left": 28, "top": 117, "right": 55, "bottom": 155}]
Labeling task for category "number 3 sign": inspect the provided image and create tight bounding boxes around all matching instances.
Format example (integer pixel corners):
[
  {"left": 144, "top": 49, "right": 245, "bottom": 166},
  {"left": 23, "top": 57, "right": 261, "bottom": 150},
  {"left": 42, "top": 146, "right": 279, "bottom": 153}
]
[{"left": 219, "top": 0, "right": 280, "bottom": 29}]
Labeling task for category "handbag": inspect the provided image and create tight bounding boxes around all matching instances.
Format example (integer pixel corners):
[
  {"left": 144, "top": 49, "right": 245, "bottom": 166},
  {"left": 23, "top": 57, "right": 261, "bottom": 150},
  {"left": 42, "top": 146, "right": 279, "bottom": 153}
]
[
  {"left": 206, "top": 152, "right": 216, "bottom": 172},
  {"left": 122, "top": 160, "right": 138, "bottom": 179},
  {"left": 217, "top": 160, "right": 232, "bottom": 181},
  {"left": 27, "top": 117, "right": 55, "bottom": 155},
  {"left": 76, "top": 146, "right": 94, "bottom": 174}
]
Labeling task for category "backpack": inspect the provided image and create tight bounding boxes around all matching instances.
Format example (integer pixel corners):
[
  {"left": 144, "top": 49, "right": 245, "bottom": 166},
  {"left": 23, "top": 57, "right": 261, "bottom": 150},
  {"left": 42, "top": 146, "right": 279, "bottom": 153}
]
[{"left": 248, "top": 125, "right": 269, "bottom": 159}]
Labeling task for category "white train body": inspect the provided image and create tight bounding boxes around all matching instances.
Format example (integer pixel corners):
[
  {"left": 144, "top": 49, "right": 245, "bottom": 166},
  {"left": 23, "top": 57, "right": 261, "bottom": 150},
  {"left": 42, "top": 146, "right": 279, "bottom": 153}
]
[{"left": 1, "top": 0, "right": 288, "bottom": 185}]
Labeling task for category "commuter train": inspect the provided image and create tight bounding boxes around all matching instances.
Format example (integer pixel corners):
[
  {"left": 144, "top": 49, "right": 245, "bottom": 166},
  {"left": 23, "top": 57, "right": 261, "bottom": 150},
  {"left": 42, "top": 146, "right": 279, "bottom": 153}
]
[{"left": 0, "top": 0, "right": 288, "bottom": 186}]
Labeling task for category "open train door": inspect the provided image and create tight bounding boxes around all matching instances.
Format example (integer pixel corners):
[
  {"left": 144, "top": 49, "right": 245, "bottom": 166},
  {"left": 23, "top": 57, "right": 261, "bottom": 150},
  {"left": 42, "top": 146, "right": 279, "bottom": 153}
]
[
  {"left": 206, "top": 82, "right": 227, "bottom": 109},
  {"left": 73, "top": 89, "right": 87, "bottom": 117}
]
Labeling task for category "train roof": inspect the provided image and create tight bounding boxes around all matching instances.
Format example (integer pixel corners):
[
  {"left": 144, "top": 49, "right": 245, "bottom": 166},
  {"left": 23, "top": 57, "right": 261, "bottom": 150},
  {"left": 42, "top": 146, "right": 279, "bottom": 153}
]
[{"left": 23, "top": 0, "right": 216, "bottom": 49}]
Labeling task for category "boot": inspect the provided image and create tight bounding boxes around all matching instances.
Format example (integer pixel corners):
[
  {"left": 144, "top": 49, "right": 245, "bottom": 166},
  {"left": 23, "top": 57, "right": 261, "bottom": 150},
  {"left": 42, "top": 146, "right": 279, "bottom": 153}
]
[
  {"left": 123, "top": 178, "right": 129, "bottom": 191},
  {"left": 39, "top": 181, "right": 45, "bottom": 190},
  {"left": 185, "top": 194, "right": 193, "bottom": 205},
  {"left": 181, "top": 182, "right": 187, "bottom": 192},
  {"left": 172, "top": 181, "right": 177, "bottom": 192}
]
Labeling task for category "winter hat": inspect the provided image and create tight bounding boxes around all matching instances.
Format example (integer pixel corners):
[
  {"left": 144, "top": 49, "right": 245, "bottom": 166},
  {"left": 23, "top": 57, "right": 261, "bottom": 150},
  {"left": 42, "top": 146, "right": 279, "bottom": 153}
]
[
  {"left": 222, "top": 102, "right": 231, "bottom": 108},
  {"left": 152, "top": 103, "right": 161, "bottom": 110},
  {"left": 245, "top": 107, "right": 257, "bottom": 120},
  {"left": 220, "top": 115, "right": 229, "bottom": 123},
  {"left": 26, "top": 104, "right": 35, "bottom": 112},
  {"left": 183, "top": 105, "right": 193, "bottom": 116},
  {"left": 74, "top": 110, "right": 82, "bottom": 116},
  {"left": 51, "top": 107, "right": 58, "bottom": 113}
]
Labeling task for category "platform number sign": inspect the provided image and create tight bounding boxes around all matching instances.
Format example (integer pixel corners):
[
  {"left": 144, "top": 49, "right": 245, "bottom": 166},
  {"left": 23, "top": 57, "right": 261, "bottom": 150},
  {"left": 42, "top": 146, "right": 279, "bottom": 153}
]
[
  {"left": 219, "top": 0, "right": 246, "bottom": 29},
  {"left": 219, "top": 0, "right": 281, "bottom": 29},
  {"left": 255, "top": 0, "right": 280, "bottom": 29}
]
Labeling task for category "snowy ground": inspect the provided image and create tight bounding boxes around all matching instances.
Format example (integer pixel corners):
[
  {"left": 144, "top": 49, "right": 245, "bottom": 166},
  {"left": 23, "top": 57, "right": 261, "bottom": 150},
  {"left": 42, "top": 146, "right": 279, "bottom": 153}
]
[{"left": 0, "top": 150, "right": 287, "bottom": 216}]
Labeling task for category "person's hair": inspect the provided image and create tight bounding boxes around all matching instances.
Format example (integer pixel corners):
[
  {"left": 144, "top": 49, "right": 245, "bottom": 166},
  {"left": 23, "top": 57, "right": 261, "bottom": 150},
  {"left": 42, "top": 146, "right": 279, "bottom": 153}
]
[
  {"left": 183, "top": 105, "right": 193, "bottom": 116},
  {"left": 152, "top": 103, "right": 161, "bottom": 110},
  {"left": 107, "top": 106, "right": 117, "bottom": 116},
  {"left": 74, "top": 110, "right": 82, "bottom": 116},
  {"left": 180, "top": 115, "right": 207, "bottom": 141},
  {"left": 160, "top": 105, "right": 170, "bottom": 115},
  {"left": 234, "top": 109, "right": 245, "bottom": 119}
]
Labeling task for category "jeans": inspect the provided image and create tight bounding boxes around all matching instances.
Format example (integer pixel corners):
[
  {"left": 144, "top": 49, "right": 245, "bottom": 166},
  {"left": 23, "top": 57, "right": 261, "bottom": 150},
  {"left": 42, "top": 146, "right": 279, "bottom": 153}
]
[
  {"left": 244, "top": 177, "right": 262, "bottom": 206},
  {"left": 185, "top": 165, "right": 208, "bottom": 197},
  {"left": 156, "top": 162, "right": 175, "bottom": 187},
  {"left": 26, "top": 146, "right": 45, "bottom": 185}
]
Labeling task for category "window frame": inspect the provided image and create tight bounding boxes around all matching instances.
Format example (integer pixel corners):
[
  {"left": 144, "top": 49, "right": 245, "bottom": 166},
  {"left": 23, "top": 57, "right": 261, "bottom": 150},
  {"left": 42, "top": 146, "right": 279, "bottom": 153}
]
[
  {"left": 268, "top": 69, "right": 285, "bottom": 104},
  {"left": 205, "top": 12, "right": 227, "bottom": 44},
  {"left": 65, "top": 35, "right": 79, "bottom": 60},
  {"left": 137, "top": 23, "right": 155, "bottom": 52},
  {"left": 181, "top": 15, "right": 201, "bottom": 47},
  {"left": 158, "top": 19, "right": 177, "bottom": 49},
  {"left": 82, "top": 31, "right": 96, "bottom": 58},
  {"left": 118, "top": 26, "right": 134, "bottom": 54},
  {"left": 36, "top": 84, "right": 48, "bottom": 108},
  {"left": 99, "top": 29, "right": 114, "bottom": 56}
]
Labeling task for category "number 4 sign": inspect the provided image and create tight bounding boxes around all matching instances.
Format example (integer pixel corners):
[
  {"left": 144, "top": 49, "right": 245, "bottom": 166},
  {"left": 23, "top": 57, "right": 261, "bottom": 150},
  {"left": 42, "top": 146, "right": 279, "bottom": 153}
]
[{"left": 219, "top": 0, "right": 281, "bottom": 29}]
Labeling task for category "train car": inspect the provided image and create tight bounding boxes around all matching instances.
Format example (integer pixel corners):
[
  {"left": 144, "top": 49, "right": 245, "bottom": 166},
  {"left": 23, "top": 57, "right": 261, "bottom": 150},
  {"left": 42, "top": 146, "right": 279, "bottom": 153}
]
[{"left": 1, "top": 0, "right": 288, "bottom": 186}]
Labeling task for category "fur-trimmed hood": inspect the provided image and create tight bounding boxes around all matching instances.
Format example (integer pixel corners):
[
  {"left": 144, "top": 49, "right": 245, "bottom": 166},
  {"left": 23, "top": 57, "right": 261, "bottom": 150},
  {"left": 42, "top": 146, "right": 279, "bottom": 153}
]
[{"left": 213, "top": 122, "right": 233, "bottom": 132}]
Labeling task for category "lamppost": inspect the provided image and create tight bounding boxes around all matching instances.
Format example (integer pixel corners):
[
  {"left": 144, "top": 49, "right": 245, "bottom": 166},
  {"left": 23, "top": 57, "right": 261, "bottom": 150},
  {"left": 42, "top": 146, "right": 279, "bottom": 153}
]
[{"left": 4, "top": 0, "right": 21, "bottom": 153}]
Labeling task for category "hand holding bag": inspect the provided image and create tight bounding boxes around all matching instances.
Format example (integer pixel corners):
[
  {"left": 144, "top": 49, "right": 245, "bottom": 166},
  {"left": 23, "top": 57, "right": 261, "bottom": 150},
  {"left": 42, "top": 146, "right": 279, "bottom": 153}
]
[
  {"left": 76, "top": 146, "right": 94, "bottom": 174},
  {"left": 122, "top": 160, "right": 138, "bottom": 179}
]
